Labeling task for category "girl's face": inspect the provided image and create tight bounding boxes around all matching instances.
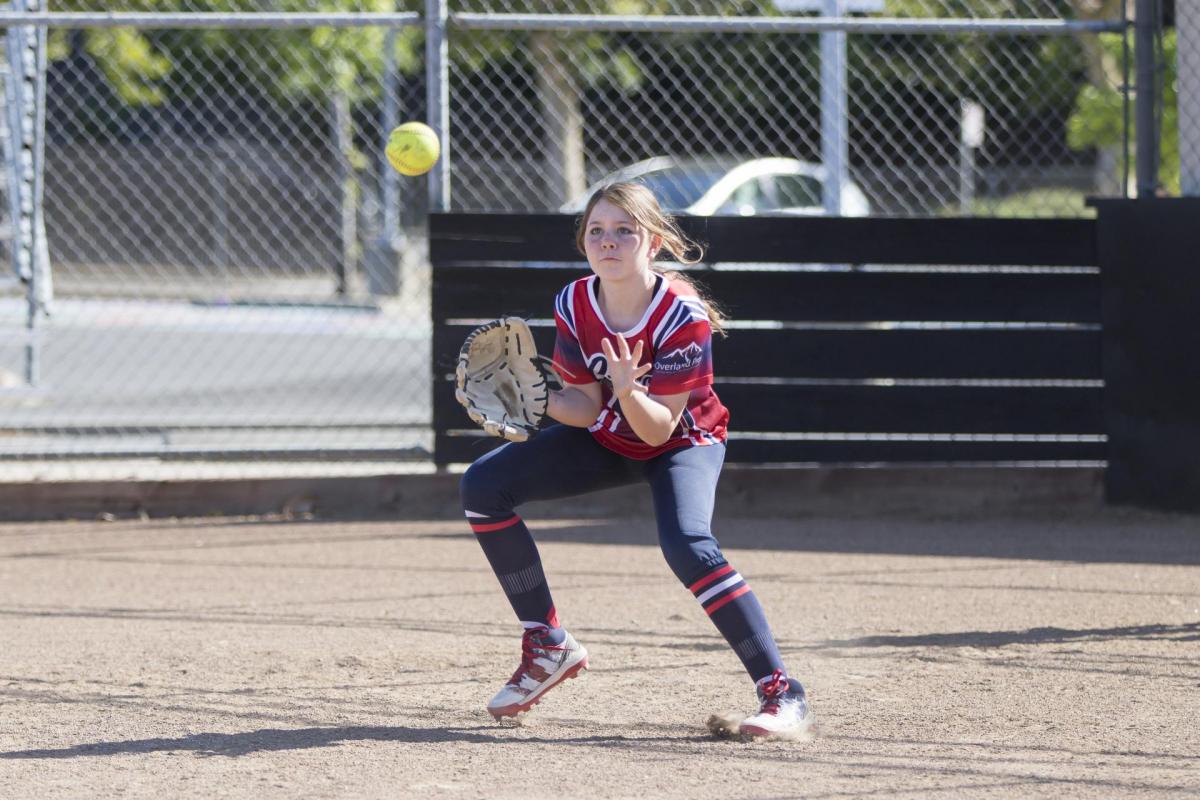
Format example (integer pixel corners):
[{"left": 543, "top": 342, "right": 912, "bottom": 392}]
[{"left": 582, "top": 199, "right": 662, "bottom": 282}]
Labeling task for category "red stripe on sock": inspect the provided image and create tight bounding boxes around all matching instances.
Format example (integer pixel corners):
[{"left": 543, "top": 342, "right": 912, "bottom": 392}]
[
  {"left": 547, "top": 606, "right": 560, "bottom": 628},
  {"left": 469, "top": 516, "right": 522, "bottom": 533},
  {"left": 704, "top": 585, "right": 751, "bottom": 615},
  {"left": 689, "top": 564, "right": 734, "bottom": 594}
]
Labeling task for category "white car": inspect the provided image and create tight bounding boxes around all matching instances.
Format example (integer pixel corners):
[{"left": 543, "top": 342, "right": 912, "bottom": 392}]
[{"left": 563, "top": 156, "right": 871, "bottom": 217}]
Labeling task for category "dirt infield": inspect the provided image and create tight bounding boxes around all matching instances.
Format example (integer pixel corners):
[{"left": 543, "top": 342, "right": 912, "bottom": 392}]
[{"left": 1, "top": 503, "right": 1198, "bottom": 799}]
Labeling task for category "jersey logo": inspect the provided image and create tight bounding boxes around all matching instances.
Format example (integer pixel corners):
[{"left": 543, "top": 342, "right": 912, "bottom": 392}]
[
  {"left": 587, "top": 353, "right": 609, "bottom": 381},
  {"left": 587, "top": 352, "right": 654, "bottom": 391},
  {"left": 654, "top": 343, "right": 703, "bottom": 373}
]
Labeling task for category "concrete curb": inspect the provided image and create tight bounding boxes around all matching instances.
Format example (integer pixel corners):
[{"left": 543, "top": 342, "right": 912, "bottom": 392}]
[{"left": 0, "top": 466, "right": 1107, "bottom": 522}]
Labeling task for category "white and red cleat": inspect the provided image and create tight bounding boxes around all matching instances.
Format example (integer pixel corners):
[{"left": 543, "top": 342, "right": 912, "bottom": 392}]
[
  {"left": 739, "top": 669, "right": 814, "bottom": 740},
  {"left": 487, "top": 628, "right": 588, "bottom": 720}
]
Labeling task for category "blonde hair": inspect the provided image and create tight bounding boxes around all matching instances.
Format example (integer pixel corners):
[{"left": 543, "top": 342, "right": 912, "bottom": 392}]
[{"left": 576, "top": 181, "right": 727, "bottom": 336}]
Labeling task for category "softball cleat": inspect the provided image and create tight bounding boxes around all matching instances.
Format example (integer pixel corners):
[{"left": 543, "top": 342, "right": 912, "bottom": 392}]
[
  {"left": 739, "top": 669, "right": 814, "bottom": 741},
  {"left": 487, "top": 627, "right": 588, "bottom": 721}
]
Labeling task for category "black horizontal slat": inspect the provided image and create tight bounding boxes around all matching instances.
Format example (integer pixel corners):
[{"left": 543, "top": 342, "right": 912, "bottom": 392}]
[
  {"left": 697, "top": 271, "right": 1100, "bottom": 323},
  {"left": 723, "top": 438, "right": 1106, "bottom": 464},
  {"left": 434, "top": 433, "right": 1105, "bottom": 466},
  {"left": 716, "top": 383, "right": 1104, "bottom": 434},
  {"left": 433, "top": 323, "right": 1101, "bottom": 381},
  {"left": 433, "top": 380, "right": 1103, "bottom": 437},
  {"left": 715, "top": 329, "right": 1101, "bottom": 379},
  {"left": 432, "top": 266, "right": 577, "bottom": 322},
  {"left": 695, "top": 216, "right": 1098, "bottom": 266},
  {"left": 432, "top": 211, "right": 1104, "bottom": 469},
  {"left": 431, "top": 213, "right": 582, "bottom": 263},
  {"left": 430, "top": 213, "right": 1098, "bottom": 267},
  {"left": 432, "top": 265, "right": 1101, "bottom": 324}
]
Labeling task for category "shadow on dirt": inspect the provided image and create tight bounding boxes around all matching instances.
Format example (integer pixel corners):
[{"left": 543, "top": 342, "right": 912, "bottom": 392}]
[
  {"left": 519, "top": 514, "right": 1200, "bottom": 566},
  {"left": 7, "top": 511, "right": 1194, "bottom": 566},
  {"left": 821, "top": 621, "right": 1200, "bottom": 649},
  {"left": 0, "top": 725, "right": 693, "bottom": 759}
]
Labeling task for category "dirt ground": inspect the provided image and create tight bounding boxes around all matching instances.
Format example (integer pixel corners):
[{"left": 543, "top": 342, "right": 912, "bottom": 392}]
[{"left": 1, "top": 503, "right": 1198, "bottom": 799}]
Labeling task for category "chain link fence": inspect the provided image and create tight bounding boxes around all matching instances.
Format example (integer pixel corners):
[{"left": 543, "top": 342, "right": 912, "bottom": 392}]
[
  {"left": 1179, "top": 0, "right": 1198, "bottom": 196},
  {"left": 0, "top": 0, "right": 1165, "bottom": 469},
  {"left": 450, "top": 9, "right": 1125, "bottom": 217}
]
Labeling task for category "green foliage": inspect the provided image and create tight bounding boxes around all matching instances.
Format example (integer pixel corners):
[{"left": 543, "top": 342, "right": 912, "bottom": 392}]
[
  {"left": 1067, "top": 31, "right": 1179, "bottom": 193},
  {"left": 964, "top": 187, "right": 1095, "bottom": 218},
  {"left": 884, "top": 0, "right": 1077, "bottom": 19},
  {"left": 61, "top": 0, "right": 747, "bottom": 110},
  {"left": 46, "top": 1, "right": 174, "bottom": 106},
  {"left": 55, "top": 0, "right": 1114, "bottom": 175},
  {"left": 841, "top": 0, "right": 1089, "bottom": 166},
  {"left": 51, "top": 0, "right": 424, "bottom": 107},
  {"left": 450, "top": 0, "right": 751, "bottom": 91},
  {"left": 82, "top": 28, "right": 173, "bottom": 105}
]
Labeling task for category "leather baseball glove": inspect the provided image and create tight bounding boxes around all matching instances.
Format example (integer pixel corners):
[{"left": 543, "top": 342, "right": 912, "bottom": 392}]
[{"left": 455, "top": 317, "right": 563, "bottom": 442}]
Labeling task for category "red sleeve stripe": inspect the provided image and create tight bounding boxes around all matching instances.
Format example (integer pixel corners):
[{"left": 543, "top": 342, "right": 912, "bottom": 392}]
[
  {"left": 704, "top": 585, "right": 751, "bottom": 615},
  {"left": 469, "top": 515, "right": 522, "bottom": 533},
  {"left": 689, "top": 563, "right": 734, "bottom": 594}
]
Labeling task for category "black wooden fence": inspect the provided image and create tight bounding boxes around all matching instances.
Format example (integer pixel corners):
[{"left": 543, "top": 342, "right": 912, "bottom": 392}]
[
  {"left": 431, "top": 213, "right": 1104, "bottom": 468},
  {"left": 433, "top": 201, "right": 1200, "bottom": 512}
]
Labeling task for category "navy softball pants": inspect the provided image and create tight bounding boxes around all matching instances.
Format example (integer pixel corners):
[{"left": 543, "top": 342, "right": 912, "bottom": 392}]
[
  {"left": 459, "top": 422, "right": 727, "bottom": 584},
  {"left": 459, "top": 423, "right": 788, "bottom": 683}
]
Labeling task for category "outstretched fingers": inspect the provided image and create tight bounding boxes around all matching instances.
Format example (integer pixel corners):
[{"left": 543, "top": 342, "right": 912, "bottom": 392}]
[
  {"left": 602, "top": 335, "right": 652, "bottom": 396},
  {"left": 624, "top": 337, "right": 651, "bottom": 382},
  {"left": 600, "top": 336, "right": 617, "bottom": 362}
]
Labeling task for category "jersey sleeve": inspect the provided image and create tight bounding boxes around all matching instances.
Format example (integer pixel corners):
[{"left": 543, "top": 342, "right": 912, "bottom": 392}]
[
  {"left": 650, "top": 319, "right": 714, "bottom": 395},
  {"left": 551, "top": 284, "right": 593, "bottom": 385}
]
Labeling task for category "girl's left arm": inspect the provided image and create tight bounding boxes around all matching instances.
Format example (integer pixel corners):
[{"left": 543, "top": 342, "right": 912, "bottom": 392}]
[
  {"left": 602, "top": 333, "right": 689, "bottom": 446},
  {"left": 547, "top": 380, "right": 603, "bottom": 428},
  {"left": 617, "top": 388, "right": 689, "bottom": 447}
]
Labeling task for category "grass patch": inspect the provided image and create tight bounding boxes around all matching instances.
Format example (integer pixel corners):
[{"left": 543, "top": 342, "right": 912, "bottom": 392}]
[{"left": 956, "top": 188, "right": 1097, "bottom": 218}]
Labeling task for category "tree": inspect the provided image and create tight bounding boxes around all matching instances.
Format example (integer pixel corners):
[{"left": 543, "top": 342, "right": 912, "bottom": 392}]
[
  {"left": 1067, "top": 30, "right": 1178, "bottom": 193},
  {"left": 453, "top": 0, "right": 763, "bottom": 204},
  {"left": 57, "top": 0, "right": 1120, "bottom": 212},
  {"left": 1067, "top": 0, "right": 1126, "bottom": 190},
  {"left": 51, "top": 0, "right": 425, "bottom": 291}
]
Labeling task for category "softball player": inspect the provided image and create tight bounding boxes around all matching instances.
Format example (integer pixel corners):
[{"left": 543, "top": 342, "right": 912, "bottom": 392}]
[{"left": 460, "top": 182, "right": 811, "bottom": 739}]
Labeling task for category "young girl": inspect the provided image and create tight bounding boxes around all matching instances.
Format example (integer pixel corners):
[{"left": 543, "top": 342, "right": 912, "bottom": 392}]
[{"left": 459, "top": 182, "right": 811, "bottom": 739}]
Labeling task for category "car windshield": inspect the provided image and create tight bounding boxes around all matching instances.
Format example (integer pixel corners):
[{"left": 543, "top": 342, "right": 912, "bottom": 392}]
[{"left": 635, "top": 166, "right": 730, "bottom": 210}]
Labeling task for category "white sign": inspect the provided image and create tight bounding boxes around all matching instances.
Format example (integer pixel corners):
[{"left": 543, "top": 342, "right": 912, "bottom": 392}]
[{"left": 961, "top": 100, "right": 986, "bottom": 149}]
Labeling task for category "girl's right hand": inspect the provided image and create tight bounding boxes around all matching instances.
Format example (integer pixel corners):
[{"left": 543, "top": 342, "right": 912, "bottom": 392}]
[{"left": 601, "top": 334, "right": 652, "bottom": 399}]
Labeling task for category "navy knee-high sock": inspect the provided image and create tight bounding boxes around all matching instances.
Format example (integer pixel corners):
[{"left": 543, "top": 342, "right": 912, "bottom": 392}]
[
  {"left": 467, "top": 512, "right": 559, "bottom": 631},
  {"left": 688, "top": 563, "right": 785, "bottom": 682}
]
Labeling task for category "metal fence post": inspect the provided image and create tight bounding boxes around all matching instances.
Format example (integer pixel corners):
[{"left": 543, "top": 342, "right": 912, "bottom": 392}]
[
  {"left": 382, "top": 26, "right": 401, "bottom": 244},
  {"left": 364, "top": 23, "right": 403, "bottom": 296},
  {"left": 820, "top": 0, "right": 846, "bottom": 215},
  {"left": 426, "top": 0, "right": 449, "bottom": 212},
  {"left": 5, "top": 0, "right": 49, "bottom": 386},
  {"left": 1134, "top": 0, "right": 1158, "bottom": 197}
]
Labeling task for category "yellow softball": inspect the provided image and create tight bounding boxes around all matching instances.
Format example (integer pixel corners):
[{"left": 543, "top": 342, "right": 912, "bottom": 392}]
[{"left": 385, "top": 121, "right": 441, "bottom": 177}]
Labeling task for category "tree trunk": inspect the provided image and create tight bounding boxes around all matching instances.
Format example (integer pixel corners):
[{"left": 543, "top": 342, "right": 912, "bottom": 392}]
[
  {"left": 533, "top": 32, "right": 586, "bottom": 207},
  {"left": 1072, "top": 0, "right": 1126, "bottom": 193},
  {"left": 333, "top": 89, "right": 358, "bottom": 295}
]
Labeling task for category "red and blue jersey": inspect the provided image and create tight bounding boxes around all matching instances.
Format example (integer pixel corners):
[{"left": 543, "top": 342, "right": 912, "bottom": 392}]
[{"left": 552, "top": 273, "right": 729, "bottom": 460}]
